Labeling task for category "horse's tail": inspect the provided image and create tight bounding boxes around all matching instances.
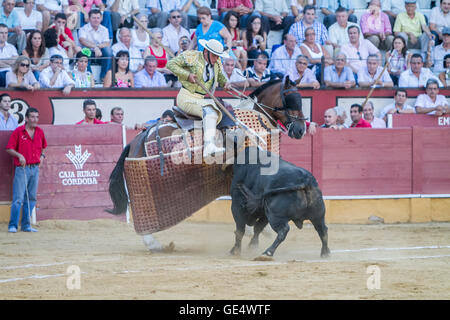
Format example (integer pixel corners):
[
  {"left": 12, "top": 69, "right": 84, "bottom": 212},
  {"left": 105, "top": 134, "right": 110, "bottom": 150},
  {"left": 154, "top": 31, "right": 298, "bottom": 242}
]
[{"left": 106, "top": 144, "right": 131, "bottom": 215}]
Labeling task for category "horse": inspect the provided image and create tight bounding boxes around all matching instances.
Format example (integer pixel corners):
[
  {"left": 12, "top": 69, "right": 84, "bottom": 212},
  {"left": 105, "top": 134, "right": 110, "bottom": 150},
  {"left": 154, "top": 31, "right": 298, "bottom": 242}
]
[{"left": 107, "top": 76, "right": 307, "bottom": 250}]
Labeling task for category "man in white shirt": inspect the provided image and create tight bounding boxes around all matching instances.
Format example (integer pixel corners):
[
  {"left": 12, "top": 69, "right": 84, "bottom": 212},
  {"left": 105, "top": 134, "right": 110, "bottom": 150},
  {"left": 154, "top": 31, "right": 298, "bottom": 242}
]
[
  {"left": 223, "top": 57, "right": 247, "bottom": 87},
  {"left": 112, "top": 27, "right": 143, "bottom": 72},
  {"left": 78, "top": 9, "right": 113, "bottom": 81},
  {"left": 36, "top": 0, "right": 69, "bottom": 31},
  {"left": 399, "top": 53, "right": 443, "bottom": 87},
  {"left": 16, "top": 0, "right": 43, "bottom": 33},
  {"left": 268, "top": 34, "right": 301, "bottom": 79},
  {"left": 357, "top": 54, "right": 394, "bottom": 88},
  {"left": 255, "top": 0, "right": 294, "bottom": 35},
  {"left": 39, "top": 54, "right": 75, "bottom": 95},
  {"left": 162, "top": 9, "right": 190, "bottom": 55},
  {"left": 109, "top": 0, "right": 140, "bottom": 30},
  {"left": 379, "top": 89, "right": 416, "bottom": 122},
  {"left": 134, "top": 56, "right": 167, "bottom": 87},
  {"left": 328, "top": 7, "right": 363, "bottom": 55},
  {"left": 147, "top": 0, "right": 186, "bottom": 29},
  {"left": 362, "top": 101, "right": 386, "bottom": 128},
  {"left": 415, "top": 78, "right": 449, "bottom": 116},
  {"left": 429, "top": 0, "right": 450, "bottom": 45},
  {"left": 429, "top": 27, "right": 450, "bottom": 74},
  {"left": 0, "top": 23, "right": 18, "bottom": 87}
]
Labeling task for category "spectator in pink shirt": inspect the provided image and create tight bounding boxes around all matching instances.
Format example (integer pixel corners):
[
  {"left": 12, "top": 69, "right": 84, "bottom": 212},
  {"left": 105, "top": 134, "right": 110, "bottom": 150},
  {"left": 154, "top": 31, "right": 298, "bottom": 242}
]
[{"left": 360, "top": 0, "right": 394, "bottom": 51}]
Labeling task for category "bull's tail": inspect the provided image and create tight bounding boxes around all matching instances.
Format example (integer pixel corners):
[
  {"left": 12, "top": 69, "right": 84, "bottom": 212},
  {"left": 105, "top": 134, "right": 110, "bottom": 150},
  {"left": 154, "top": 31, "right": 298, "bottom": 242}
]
[
  {"left": 238, "top": 184, "right": 263, "bottom": 215},
  {"left": 106, "top": 144, "right": 131, "bottom": 215}
]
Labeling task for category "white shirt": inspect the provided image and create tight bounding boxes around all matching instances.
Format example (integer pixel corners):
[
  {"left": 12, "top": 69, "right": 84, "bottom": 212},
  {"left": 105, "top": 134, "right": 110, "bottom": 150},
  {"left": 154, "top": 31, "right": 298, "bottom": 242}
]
[
  {"left": 225, "top": 68, "right": 246, "bottom": 82},
  {"left": 367, "top": 117, "right": 386, "bottom": 128},
  {"left": 112, "top": 41, "right": 144, "bottom": 72},
  {"left": 269, "top": 44, "right": 301, "bottom": 75},
  {"left": 39, "top": 66, "right": 75, "bottom": 88},
  {"left": 16, "top": 8, "right": 42, "bottom": 30},
  {"left": 36, "top": 0, "right": 68, "bottom": 12},
  {"left": 415, "top": 93, "right": 449, "bottom": 115},
  {"left": 0, "top": 42, "right": 18, "bottom": 72},
  {"left": 429, "top": 6, "right": 450, "bottom": 33},
  {"left": 431, "top": 43, "right": 450, "bottom": 74},
  {"left": 78, "top": 23, "right": 110, "bottom": 46},
  {"left": 146, "top": 0, "right": 182, "bottom": 11},
  {"left": 48, "top": 45, "right": 70, "bottom": 71},
  {"left": 328, "top": 21, "right": 363, "bottom": 48},
  {"left": 113, "top": 0, "right": 140, "bottom": 16},
  {"left": 131, "top": 29, "right": 150, "bottom": 53},
  {"left": 379, "top": 103, "right": 415, "bottom": 120},
  {"left": 162, "top": 23, "right": 190, "bottom": 54},
  {"left": 398, "top": 67, "right": 443, "bottom": 88},
  {"left": 357, "top": 66, "right": 393, "bottom": 87},
  {"left": 134, "top": 69, "right": 167, "bottom": 87},
  {"left": 6, "top": 70, "right": 38, "bottom": 88}
]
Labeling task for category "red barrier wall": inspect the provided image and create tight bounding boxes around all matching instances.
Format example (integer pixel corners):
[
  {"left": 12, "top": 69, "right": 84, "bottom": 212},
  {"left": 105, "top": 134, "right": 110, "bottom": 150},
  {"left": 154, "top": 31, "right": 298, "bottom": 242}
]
[
  {"left": 392, "top": 114, "right": 450, "bottom": 127},
  {"left": 0, "top": 131, "right": 13, "bottom": 202}
]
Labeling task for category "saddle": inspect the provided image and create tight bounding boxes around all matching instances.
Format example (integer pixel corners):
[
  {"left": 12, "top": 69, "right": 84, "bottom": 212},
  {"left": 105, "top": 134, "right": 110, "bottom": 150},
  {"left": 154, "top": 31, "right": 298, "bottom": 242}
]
[{"left": 172, "top": 105, "right": 237, "bottom": 132}]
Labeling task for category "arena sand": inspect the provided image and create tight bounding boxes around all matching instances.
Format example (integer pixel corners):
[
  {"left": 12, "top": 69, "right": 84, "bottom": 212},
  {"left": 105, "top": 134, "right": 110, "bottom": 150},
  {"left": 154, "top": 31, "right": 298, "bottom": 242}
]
[{"left": 0, "top": 219, "right": 449, "bottom": 300}]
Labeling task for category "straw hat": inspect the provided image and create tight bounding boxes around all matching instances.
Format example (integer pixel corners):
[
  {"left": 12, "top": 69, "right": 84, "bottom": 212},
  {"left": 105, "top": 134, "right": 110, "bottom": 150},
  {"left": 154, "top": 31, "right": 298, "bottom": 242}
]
[{"left": 199, "top": 39, "right": 230, "bottom": 59}]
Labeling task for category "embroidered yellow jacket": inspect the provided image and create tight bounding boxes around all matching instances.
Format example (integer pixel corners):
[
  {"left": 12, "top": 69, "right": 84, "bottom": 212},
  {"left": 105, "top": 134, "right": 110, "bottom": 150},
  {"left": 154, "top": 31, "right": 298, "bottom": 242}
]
[{"left": 166, "top": 50, "right": 228, "bottom": 95}]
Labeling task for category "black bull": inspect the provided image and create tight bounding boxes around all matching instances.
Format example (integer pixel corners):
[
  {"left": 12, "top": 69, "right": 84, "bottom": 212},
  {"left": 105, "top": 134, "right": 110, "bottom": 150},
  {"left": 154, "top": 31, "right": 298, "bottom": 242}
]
[{"left": 229, "top": 147, "right": 330, "bottom": 259}]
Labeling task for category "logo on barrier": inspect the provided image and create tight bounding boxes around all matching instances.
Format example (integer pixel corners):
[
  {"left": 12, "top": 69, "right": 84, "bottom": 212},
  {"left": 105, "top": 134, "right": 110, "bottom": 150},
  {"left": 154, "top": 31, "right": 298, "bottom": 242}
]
[
  {"left": 59, "top": 145, "right": 100, "bottom": 186},
  {"left": 10, "top": 99, "right": 29, "bottom": 125}
]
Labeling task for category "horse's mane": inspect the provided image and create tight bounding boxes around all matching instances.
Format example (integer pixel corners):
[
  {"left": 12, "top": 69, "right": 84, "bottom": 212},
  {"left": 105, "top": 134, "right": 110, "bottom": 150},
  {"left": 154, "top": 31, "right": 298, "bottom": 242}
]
[{"left": 249, "top": 79, "right": 282, "bottom": 98}]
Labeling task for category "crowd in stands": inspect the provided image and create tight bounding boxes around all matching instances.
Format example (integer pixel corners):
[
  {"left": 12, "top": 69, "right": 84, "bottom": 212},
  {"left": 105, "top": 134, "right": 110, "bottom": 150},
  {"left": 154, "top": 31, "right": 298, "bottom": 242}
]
[{"left": 0, "top": 0, "right": 449, "bottom": 129}]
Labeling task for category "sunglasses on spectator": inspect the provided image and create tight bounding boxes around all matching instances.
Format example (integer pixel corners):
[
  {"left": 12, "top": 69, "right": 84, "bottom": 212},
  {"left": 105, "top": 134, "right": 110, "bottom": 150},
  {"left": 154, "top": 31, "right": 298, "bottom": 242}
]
[
  {"left": 20, "top": 63, "right": 30, "bottom": 67},
  {"left": 171, "top": 15, "right": 181, "bottom": 19}
]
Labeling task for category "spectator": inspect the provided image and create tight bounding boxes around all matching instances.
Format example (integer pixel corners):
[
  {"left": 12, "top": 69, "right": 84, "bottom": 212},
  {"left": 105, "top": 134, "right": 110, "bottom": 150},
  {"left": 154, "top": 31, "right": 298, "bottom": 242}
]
[
  {"left": 147, "top": 0, "right": 187, "bottom": 29},
  {"left": 131, "top": 14, "right": 151, "bottom": 54},
  {"left": 51, "top": 13, "right": 80, "bottom": 59},
  {"left": 324, "top": 53, "right": 356, "bottom": 89},
  {"left": 39, "top": 54, "right": 75, "bottom": 95},
  {"left": 110, "top": 106, "right": 124, "bottom": 124},
  {"left": 334, "top": 105, "right": 348, "bottom": 127},
  {"left": 379, "top": 88, "right": 415, "bottom": 122},
  {"left": 269, "top": 34, "right": 301, "bottom": 79},
  {"left": 398, "top": 53, "right": 442, "bottom": 87},
  {"left": 218, "top": 0, "right": 254, "bottom": 29},
  {"left": 78, "top": 9, "right": 113, "bottom": 82},
  {"left": 245, "top": 51, "right": 279, "bottom": 87},
  {"left": 328, "top": 7, "right": 363, "bottom": 54},
  {"left": 362, "top": 101, "right": 386, "bottom": 128},
  {"left": 290, "top": 0, "right": 308, "bottom": 23},
  {"left": 134, "top": 55, "right": 167, "bottom": 88},
  {"left": 1, "top": 0, "right": 27, "bottom": 54},
  {"left": 357, "top": 54, "right": 394, "bottom": 88},
  {"left": 255, "top": 0, "right": 295, "bottom": 37},
  {"left": 76, "top": 99, "right": 107, "bottom": 124},
  {"left": 191, "top": 7, "right": 233, "bottom": 55},
  {"left": 320, "top": 0, "right": 357, "bottom": 29},
  {"left": 340, "top": 25, "right": 381, "bottom": 75},
  {"left": 95, "top": 108, "right": 102, "bottom": 121},
  {"left": 44, "top": 28, "right": 70, "bottom": 71},
  {"left": 360, "top": 0, "right": 394, "bottom": 51},
  {"left": 103, "top": 50, "right": 134, "bottom": 87},
  {"left": 429, "top": 0, "right": 450, "bottom": 45},
  {"left": 181, "top": 0, "right": 211, "bottom": 29},
  {"left": 22, "top": 30, "right": 49, "bottom": 80},
  {"left": 6, "top": 56, "right": 40, "bottom": 90},
  {"left": 17, "top": 0, "right": 43, "bottom": 33},
  {"left": 299, "top": 27, "right": 333, "bottom": 82},
  {"left": 438, "top": 53, "right": 450, "bottom": 86},
  {"left": 6, "top": 107, "right": 47, "bottom": 233},
  {"left": 112, "top": 27, "right": 143, "bottom": 72},
  {"left": 386, "top": 35, "right": 411, "bottom": 86},
  {"left": 320, "top": 107, "right": 344, "bottom": 129},
  {"left": 0, "top": 23, "right": 18, "bottom": 88},
  {"left": 427, "top": 27, "right": 450, "bottom": 74},
  {"left": 71, "top": 50, "right": 95, "bottom": 88},
  {"left": 393, "top": 0, "right": 433, "bottom": 56},
  {"left": 36, "top": 0, "right": 69, "bottom": 31},
  {"left": 382, "top": 0, "right": 423, "bottom": 29},
  {"left": 0, "top": 93, "right": 17, "bottom": 130},
  {"left": 288, "top": 54, "right": 320, "bottom": 89},
  {"left": 223, "top": 11, "right": 247, "bottom": 69},
  {"left": 350, "top": 103, "right": 372, "bottom": 128},
  {"left": 415, "top": 78, "right": 449, "bottom": 116},
  {"left": 175, "top": 35, "right": 190, "bottom": 56},
  {"left": 288, "top": 5, "right": 329, "bottom": 46},
  {"left": 162, "top": 9, "right": 190, "bottom": 56},
  {"left": 136, "top": 109, "right": 176, "bottom": 129},
  {"left": 109, "top": 0, "right": 140, "bottom": 30},
  {"left": 74, "top": 0, "right": 114, "bottom": 39},
  {"left": 242, "top": 15, "right": 266, "bottom": 67},
  {"left": 144, "top": 29, "right": 176, "bottom": 85},
  {"left": 222, "top": 57, "right": 247, "bottom": 87}
]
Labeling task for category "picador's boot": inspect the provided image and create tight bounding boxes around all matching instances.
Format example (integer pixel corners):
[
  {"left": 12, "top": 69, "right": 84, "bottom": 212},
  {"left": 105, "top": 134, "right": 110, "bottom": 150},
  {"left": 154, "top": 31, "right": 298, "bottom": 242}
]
[{"left": 203, "top": 106, "right": 225, "bottom": 158}]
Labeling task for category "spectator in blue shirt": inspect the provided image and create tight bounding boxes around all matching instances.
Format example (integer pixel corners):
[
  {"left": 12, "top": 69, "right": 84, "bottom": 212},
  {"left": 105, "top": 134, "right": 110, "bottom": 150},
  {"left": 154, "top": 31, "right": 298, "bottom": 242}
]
[
  {"left": 320, "top": 0, "right": 357, "bottom": 29},
  {"left": 134, "top": 55, "right": 168, "bottom": 88},
  {"left": 0, "top": 93, "right": 18, "bottom": 130},
  {"left": 323, "top": 52, "right": 356, "bottom": 88},
  {"left": 0, "top": 0, "right": 26, "bottom": 54}
]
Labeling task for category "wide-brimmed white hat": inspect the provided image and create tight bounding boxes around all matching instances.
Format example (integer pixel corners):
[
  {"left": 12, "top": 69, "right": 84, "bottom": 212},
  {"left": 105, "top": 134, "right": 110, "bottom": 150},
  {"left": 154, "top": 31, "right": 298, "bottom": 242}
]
[{"left": 199, "top": 39, "right": 230, "bottom": 59}]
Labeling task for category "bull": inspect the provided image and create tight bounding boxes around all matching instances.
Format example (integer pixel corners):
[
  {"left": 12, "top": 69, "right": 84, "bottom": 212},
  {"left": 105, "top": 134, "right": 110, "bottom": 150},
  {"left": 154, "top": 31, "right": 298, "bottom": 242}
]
[{"left": 229, "top": 146, "right": 330, "bottom": 260}]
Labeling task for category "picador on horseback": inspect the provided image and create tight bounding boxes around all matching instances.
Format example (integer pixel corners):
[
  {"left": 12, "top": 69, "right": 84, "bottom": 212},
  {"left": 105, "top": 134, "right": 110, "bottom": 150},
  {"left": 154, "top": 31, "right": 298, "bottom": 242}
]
[{"left": 166, "top": 39, "right": 233, "bottom": 158}]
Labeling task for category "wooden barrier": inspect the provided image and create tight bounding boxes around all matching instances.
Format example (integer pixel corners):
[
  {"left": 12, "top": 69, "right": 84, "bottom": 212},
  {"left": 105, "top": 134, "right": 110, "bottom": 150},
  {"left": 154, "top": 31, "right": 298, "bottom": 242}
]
[{"left": 392, "top": 114, "right": 450, "bottom": 127}]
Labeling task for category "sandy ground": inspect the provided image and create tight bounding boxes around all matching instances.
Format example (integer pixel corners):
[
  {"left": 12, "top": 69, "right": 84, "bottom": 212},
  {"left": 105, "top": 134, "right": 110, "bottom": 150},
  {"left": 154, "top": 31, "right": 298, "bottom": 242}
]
[{"left": 0, "top": 219, "right": 449, "bottom": 300}]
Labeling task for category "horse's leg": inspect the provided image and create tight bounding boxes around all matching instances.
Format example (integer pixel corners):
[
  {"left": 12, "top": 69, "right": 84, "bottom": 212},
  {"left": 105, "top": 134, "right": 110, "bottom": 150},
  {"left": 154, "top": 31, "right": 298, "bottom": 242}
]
[
  {"left": 230, "top": 195, "right": 246, "bottom": 256},
  {"left": 311, "top": 216, "right": 330, "bottom": 258},
  {"left": 248, "top": 215, "right": 268, "bottom": 249}
]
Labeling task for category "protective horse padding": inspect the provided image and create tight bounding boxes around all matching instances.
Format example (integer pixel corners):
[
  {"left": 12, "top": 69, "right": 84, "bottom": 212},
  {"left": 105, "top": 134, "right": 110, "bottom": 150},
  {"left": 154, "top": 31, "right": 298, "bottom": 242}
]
[{"left": 124, "top": 109, "right": 280, "bottom": 235}]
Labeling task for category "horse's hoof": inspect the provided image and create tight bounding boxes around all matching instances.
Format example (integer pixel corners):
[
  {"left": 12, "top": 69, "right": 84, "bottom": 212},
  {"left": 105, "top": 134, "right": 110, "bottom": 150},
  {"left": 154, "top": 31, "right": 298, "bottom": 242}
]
[
  {"left": 248, "top": 240, "right": 258, "bottom": 250},
  {"left": 162, "top": 242, "right": 175, "bottom": 253},
  {"left": 253, "top": 255, "right": 274, "bottom": 262},
  {"left": 321, "top": 248, "right": 331, "bottom": 258},
  {"left": 230, "top": 247, "right": 241, "bottom": 256}
]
